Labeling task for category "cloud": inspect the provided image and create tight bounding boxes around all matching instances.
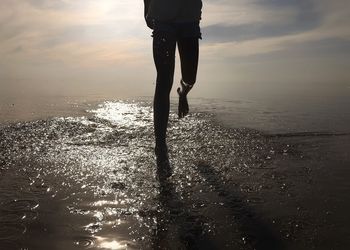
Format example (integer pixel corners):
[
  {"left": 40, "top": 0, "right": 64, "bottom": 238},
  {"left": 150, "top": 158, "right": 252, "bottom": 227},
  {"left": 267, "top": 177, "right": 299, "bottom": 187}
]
[
  {"left": 202, "top": 0, "right": 312, "bottom": 26},
  {"left": 1, "top": 0, "right": 349, "bottom": 96},
  {"left": 2, "top": 0, "right": 349, "bottom": 65},
  {"left": 200, "top": 0, "right": 350, "bottom": 59},
  {"left": 202, "top": 0, "right": 322, "bottom": 43},
  {"left": 0, "top": 0, "right": 148, "bottom": 68},
  {"left": 40, "top": 39, "right": 148, "bottom": 67}
]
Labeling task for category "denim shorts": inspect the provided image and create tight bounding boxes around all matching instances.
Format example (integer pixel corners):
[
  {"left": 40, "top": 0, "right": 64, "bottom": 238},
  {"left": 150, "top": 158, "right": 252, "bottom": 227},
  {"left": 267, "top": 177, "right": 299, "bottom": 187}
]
[{"left": 152, "top": 21, "right": 202, "bottom": 40}]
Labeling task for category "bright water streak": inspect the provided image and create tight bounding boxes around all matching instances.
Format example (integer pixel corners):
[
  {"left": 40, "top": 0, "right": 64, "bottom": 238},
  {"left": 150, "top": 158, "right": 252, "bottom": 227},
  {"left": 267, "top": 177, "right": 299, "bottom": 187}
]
[{"left": 0, "top": 100, "right": 349, "bottom": 249}]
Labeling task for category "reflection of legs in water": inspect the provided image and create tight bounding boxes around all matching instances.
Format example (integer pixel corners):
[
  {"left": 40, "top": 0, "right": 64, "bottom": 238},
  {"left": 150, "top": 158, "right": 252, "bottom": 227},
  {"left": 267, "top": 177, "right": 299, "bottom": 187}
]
[
  {"left": 153, "top": 31, "right": 176, "bottom": 173},
  {"left": 177, "top": 37, "right": 199, "bottom": 118}
]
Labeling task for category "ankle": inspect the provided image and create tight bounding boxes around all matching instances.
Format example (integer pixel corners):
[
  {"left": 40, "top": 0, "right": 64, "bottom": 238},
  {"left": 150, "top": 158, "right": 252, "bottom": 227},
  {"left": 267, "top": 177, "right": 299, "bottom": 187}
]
[
  {"left": 180, "top": 79, "right": 193, "bottom": 95},
  {"left": 155, "top": 143, "right": 168, "bottom": 154}
]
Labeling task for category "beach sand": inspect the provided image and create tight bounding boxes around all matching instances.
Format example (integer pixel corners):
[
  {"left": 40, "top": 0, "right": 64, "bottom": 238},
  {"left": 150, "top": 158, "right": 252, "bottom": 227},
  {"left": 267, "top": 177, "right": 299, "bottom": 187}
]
[{"left": 0, "top": 99, "right": 349, "bottom": 249}]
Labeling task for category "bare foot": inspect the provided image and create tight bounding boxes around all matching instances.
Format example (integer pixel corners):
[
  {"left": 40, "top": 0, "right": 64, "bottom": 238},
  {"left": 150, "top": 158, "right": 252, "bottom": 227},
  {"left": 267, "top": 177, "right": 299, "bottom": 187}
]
[
  {"left": 177, "top": 80, "right": 192, "bottom": 119},
  {"left": 155, "top": 144, "right": 172, "bottom": 179}
]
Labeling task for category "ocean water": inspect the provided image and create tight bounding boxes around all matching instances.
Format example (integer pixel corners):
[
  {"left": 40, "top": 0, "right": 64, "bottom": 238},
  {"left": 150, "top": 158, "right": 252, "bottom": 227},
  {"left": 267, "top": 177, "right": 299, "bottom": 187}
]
[{"left": 0, "top": 97, "right": 349, "bottom": 249}]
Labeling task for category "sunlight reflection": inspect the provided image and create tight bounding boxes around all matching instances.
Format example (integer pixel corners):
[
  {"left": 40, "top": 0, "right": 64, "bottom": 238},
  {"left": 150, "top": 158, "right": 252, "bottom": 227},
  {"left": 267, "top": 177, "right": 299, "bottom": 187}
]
[
  {"left": 0, "top": 99, "right": 289, "bottom": 249},
  {"left": 94, "top": 211, "right": 104, "bottom": 221},
  {"left": 96, "top": 236, "right": 128, "bottom": 250},
  {"left": 93, "top": 200, "right": 120, "bottom": 207},
  {"left": 89, "top": 101, "right": 152, "bottom": 128}
]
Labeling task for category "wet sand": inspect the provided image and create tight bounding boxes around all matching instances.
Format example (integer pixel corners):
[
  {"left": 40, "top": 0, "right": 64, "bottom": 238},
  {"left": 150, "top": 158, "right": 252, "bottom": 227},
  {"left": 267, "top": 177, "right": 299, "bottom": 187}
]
[{"left": 0, "top": 100, "right": 349, "bottom": 249}]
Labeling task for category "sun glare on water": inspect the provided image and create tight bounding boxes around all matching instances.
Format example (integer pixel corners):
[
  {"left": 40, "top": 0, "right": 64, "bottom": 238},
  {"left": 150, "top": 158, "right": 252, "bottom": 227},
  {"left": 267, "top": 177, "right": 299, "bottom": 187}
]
[{"left": 97, "top": 236, "right": 128, "bottom": 250}]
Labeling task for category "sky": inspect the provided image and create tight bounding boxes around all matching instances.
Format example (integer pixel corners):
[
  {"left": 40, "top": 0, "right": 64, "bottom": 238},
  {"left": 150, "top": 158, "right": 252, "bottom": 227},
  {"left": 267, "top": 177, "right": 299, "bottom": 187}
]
[{"left": 1, "top": 0, "right": 350, "bottom": 99}]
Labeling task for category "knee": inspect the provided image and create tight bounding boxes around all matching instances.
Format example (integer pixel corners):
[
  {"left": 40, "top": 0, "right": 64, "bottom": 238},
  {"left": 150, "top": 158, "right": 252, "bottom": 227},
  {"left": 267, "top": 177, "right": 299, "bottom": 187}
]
[
  {"left": 156, "top": 75, "right": 173, "bottom": 89},
  {"left": 155, "top": 82, "right": 172, "bottom": 97}
]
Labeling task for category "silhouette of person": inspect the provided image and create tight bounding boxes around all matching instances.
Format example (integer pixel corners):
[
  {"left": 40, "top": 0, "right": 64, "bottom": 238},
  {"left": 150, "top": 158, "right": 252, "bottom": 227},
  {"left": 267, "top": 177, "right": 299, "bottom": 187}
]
[{"left": 144, "top": 0, "right": 202, "bottom": 177}]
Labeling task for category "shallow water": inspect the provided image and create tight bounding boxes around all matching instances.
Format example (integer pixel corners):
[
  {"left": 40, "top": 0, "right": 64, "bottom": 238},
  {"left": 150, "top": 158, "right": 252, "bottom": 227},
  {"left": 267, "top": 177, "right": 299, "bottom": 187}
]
[{"left": 0, "top": 99, "right": 349, "bottom": 249}]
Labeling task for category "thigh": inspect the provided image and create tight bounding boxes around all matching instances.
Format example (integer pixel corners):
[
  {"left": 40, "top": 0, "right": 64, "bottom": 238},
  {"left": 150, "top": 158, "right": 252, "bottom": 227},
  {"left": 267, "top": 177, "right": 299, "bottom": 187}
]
[
  {"left": 152, "top": 30, "right": 177, "bottom": 78},
  {"left": 177, "top": 37, "right": 199, "bottom": 85}
]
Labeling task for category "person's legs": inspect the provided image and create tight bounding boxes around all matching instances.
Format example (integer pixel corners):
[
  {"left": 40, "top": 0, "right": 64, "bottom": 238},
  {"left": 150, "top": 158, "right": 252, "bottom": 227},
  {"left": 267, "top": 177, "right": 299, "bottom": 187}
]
[
  {"left": 177, "top": 37, "right": 199, "bottom": 86},
  {"left": 177, "top": 37, "right": 199, "bottom": 118},
  {"left": 152, "top": 29, "right": 176, "bottom": 154}
]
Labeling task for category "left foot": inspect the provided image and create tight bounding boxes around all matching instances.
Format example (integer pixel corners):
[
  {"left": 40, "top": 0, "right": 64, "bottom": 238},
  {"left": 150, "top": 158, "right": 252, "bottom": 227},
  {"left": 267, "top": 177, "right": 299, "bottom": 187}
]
[
  {"left": 177, "top": 80, "right": 193, "bottom": 119},
  {"left": 155, "top": 144, "right": 172, "bottom": 179},
  {"left": 156, "top": 158, "right": 172, "bottom": 179}
]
